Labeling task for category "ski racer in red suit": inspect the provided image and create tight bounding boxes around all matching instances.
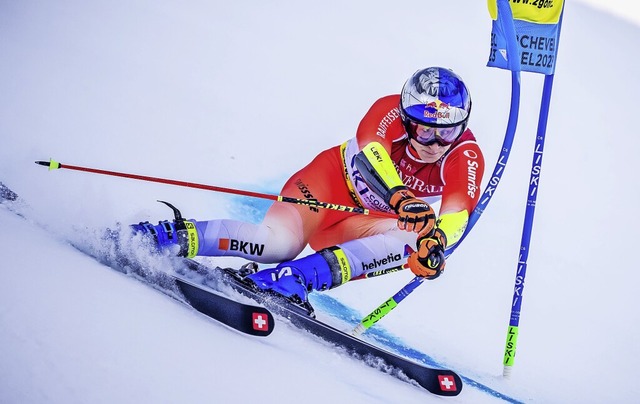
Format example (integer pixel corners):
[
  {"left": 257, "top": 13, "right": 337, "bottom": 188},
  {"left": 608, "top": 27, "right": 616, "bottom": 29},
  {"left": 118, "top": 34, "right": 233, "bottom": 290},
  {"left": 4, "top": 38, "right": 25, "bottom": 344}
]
[{"left": 132, "top": 67, "right": 485, "bottom": 302}]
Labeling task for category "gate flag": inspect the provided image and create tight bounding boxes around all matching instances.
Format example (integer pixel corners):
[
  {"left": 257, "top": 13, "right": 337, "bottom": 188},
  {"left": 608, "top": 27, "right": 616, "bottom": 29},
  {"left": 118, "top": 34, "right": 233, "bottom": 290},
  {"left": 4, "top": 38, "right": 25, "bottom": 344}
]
[{"left": 488, "top": 0, "right": 564, "bottom": 74}]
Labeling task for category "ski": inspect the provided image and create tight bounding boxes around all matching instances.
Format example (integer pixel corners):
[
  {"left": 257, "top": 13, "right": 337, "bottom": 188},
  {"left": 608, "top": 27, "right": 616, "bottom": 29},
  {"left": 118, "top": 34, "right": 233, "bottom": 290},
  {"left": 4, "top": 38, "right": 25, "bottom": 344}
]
[
  {"left": 0, "top": 182, "right": 275, "bottom": 338},
  {"left": 174, "top": 277, "right": 274, "bottom": 337},
  {"left": 1, "top": 183, "right": 461, "bottom": 396},
  {"left": 178, "top": 259, "right": 463, "bottom": 397}
]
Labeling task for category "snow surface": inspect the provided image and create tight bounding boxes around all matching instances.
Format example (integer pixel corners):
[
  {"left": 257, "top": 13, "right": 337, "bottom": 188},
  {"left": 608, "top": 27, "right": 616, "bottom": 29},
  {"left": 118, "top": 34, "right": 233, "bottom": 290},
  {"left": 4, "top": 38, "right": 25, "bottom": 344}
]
[{"left": 1, "top": 0, "right": 639, "bottom": 403}]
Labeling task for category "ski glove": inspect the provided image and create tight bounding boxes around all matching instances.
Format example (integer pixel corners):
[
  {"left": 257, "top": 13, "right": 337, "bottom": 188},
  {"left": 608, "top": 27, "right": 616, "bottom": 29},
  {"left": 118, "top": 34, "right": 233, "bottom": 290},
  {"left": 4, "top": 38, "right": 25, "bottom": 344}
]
[
  {"left": 407, "top": 228, "right": 447, "bottom": 279},
  {"left": 389, "top": 189, "right": 436, "bottom": 238}
]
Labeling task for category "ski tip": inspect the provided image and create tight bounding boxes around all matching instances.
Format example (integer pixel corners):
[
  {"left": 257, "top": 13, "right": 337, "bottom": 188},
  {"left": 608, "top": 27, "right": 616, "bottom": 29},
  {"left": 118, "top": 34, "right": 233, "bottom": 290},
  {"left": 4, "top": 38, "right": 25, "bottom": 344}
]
[
  {"left": 432, "top": 370, "right": 463, "bottom": 396},
  {"left": 35, "top": 159, "right": 61, "bottom": 171}
]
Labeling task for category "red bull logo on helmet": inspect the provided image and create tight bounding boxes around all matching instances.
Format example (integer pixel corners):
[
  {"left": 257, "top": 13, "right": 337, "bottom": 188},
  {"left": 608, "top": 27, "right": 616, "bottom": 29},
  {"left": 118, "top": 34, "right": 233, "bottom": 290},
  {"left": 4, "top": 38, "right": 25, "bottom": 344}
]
[{"left": 424, "top": 99, "right": 451, "bottom": 119}]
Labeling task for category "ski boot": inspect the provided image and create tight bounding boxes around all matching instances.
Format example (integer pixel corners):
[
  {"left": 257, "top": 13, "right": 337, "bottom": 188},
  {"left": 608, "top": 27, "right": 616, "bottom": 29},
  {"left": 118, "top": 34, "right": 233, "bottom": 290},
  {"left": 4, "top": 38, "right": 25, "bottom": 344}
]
[
  {"left": 245, "top": 248, "right": 350, "bottom": 305},
  {"left": 131, "top": 201, "right": 199, "bottom": 258}
]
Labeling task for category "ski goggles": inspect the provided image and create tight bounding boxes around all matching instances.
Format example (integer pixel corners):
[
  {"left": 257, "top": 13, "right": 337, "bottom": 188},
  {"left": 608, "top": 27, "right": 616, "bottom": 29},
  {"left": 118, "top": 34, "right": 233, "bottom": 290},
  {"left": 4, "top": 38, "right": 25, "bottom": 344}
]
[{"left": 407, "top": 121, "right": 464, "bottom": 146}]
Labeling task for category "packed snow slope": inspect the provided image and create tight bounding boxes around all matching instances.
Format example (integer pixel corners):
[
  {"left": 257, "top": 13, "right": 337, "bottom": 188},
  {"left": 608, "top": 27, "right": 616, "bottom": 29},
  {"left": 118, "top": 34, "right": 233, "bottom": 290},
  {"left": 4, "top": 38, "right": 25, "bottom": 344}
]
[{"left": 1, "top": 1, "right": 639, "bottom": 403}]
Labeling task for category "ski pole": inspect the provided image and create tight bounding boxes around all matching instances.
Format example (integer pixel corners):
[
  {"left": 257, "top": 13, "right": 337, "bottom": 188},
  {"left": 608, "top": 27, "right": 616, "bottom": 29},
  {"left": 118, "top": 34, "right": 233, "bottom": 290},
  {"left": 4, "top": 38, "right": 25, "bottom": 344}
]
[
  {"left": 35, "top": 159, "right": 396, "bottom": 219},
  {"left": 351, "top": 276, "right": 425, "bottom": 336},
  {"left": 351, "top": 263, "right": 407, "bottom": 280}
]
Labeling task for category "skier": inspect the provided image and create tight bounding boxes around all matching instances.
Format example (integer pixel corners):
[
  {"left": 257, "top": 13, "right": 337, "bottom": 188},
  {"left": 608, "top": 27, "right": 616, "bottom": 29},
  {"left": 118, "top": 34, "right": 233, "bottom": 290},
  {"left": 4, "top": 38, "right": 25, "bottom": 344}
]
[{"left": 132, "top": 67, "right": 485, "bottom": 302}]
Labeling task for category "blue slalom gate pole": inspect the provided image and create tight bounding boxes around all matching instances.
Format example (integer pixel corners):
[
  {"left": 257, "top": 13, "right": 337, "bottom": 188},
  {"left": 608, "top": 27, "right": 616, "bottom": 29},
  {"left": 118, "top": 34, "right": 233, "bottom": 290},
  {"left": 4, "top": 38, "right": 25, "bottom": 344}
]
[
  {"left": 502, "top": 72, "right": 556, "bottom": 377},
  {"left": 501, "top": 0, "right": 565, "bottom": 376}
]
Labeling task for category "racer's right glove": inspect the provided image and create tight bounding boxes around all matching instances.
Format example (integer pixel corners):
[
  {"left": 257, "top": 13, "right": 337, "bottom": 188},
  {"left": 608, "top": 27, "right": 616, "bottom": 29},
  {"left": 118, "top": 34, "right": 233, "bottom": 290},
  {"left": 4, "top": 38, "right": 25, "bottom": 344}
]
[{"left": 389, "top": 189, "right": 436, "bottom": 238}]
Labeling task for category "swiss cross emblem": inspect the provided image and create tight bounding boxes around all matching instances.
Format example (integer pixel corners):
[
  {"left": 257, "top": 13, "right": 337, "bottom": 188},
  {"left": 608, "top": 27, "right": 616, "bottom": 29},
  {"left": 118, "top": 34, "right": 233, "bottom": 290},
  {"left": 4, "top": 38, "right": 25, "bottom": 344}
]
[
  {"left": 252, "top": 312, "right": 269, "bottom": 331},
  {"left": 438, "top": 375, "right": 457, "bottom": 392}
]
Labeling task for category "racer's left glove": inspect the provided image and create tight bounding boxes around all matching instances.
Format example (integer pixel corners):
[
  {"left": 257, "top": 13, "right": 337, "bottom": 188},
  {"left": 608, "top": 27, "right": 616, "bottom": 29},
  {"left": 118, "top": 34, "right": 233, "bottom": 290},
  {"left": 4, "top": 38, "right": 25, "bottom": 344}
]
[{"left": 407, "top": 228, "right": 447, "bottom": 279}]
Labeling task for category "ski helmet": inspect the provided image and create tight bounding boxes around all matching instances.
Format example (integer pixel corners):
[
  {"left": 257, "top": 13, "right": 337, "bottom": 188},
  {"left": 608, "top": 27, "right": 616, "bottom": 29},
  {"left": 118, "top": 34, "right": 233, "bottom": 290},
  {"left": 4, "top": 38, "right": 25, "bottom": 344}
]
[{"left": 399, "top": 67, "right": 472, "bottom": 146}]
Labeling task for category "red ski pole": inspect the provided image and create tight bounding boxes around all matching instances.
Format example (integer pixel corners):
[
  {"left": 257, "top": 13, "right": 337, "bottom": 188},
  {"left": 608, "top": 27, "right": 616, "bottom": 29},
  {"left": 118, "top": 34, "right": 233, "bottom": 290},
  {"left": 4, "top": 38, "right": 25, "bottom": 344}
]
[{"left": 36, "top": 159, "right": 396, "bottom": 219}]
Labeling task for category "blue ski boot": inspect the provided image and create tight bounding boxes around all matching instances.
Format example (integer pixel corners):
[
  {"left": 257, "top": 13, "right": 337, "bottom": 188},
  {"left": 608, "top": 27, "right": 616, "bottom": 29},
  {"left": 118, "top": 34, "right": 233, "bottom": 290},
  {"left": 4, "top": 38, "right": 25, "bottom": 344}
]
[
  {"left": 130, "top": 201, "right": 199, "bottom": 257},
  {"left": 246, "top": 248, "right": 352, "bottom": 303}
]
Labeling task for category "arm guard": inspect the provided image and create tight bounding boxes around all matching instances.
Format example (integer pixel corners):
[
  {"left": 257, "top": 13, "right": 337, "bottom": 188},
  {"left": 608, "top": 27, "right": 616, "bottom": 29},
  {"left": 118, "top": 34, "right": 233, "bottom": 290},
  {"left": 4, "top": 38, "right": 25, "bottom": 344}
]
[
  {"left": 437, "top": 210, "right": 469, "bottom": 247},
  {"left": 353, "top": 141, "right": 406, "bottom": 205}
]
